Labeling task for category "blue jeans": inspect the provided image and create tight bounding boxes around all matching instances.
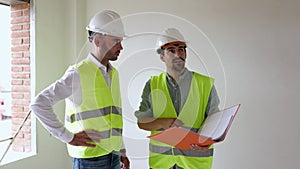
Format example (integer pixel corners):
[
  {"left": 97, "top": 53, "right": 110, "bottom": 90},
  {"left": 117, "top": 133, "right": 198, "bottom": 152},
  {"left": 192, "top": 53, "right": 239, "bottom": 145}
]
[{"left": 73, "top": 152, "right": 120, "bottom": 169}]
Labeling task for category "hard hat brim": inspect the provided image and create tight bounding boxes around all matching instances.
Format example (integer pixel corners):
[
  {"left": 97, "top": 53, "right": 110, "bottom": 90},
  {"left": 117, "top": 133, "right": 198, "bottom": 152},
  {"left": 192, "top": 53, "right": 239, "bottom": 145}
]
[
  {"left": 161, "top": 41, "right": 187, "bottom": 49},
  {"left": 86, "top": 26, "right": 127, "bottom": 38},
  {"left": 156, "top": 41, "right": 187, "bottom": 54}
]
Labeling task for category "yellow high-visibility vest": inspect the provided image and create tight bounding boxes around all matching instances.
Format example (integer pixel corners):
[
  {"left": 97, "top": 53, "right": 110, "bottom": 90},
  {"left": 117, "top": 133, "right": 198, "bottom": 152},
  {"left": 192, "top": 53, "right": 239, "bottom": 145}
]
[
  {"left": 65, "top": 60, "right": 123, "bottom": 158},
  {"left": 150, "top": 72, "right": 214, "bottom": 169}
]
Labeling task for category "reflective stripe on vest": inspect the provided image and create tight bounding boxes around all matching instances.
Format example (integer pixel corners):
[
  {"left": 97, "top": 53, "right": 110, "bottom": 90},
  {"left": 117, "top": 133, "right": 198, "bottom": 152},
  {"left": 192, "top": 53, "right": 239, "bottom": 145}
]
[
  {"left": 149, "top": 72, "right": 214, "bottom": 169},
  {"left": 96, "top": 128, "right": 122, "bottom": 138},
  {"left": 66, "top": 106, "right": 121, "bottom": 123},
  {"left": 65, "top": 60, "right": 123, "bottom": 158},
  {"left": 150, "top": 144, "right": 213, "bottom": 157}
]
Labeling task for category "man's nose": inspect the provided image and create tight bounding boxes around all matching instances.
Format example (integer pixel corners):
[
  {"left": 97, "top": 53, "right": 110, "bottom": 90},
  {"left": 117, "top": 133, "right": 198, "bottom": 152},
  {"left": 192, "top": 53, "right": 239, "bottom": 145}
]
[
  {"left": 174, "top": 51, "right": 182, "bottom": 57},
  {"left": 116, "top": 42, "right": 123, "bottom": 50},
  {"left": 174, "top": 51, "right": 186, "bottom": 60}
]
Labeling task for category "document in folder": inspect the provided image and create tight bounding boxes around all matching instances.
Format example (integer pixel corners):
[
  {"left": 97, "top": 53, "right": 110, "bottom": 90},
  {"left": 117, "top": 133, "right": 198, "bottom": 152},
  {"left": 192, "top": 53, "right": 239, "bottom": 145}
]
[{"left": 147, "top": 104, "right": 240, "bottom": 150}]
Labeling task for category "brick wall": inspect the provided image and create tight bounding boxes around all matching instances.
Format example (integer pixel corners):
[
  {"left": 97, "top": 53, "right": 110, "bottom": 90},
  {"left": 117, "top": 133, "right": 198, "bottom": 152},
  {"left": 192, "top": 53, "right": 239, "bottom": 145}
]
[{"left": 10, "top": 3, "right": 31, "bottom": 152}]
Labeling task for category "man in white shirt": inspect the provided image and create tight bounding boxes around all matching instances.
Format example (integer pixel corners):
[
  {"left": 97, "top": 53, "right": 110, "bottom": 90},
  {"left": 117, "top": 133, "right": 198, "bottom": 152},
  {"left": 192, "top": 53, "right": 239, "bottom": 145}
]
[{"left": 30, "top": 10, "right": 130, "bottom": 169}]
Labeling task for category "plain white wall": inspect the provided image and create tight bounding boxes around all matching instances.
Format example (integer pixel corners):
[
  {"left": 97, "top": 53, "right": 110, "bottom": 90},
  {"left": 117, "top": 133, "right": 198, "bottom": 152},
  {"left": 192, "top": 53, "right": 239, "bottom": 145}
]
[{"left": 2, "top": 0, "right": 300, "bottom": 169}]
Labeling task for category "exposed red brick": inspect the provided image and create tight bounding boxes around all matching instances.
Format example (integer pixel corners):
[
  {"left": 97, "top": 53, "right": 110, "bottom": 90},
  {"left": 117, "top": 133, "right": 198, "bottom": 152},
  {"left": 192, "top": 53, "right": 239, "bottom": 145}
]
[
  {"left": 12, "top": 124, "right": 31, "bottom": 132},
  {"left": 24, "top": 139, "right": 31, "bottom": 146},
  {"left": 23, "top": 79, "right": 31, "bottom": 85},
  {"left": 11, "top": 11, "right": 22, "bottom": 17},
  {"left": 23, "top": 24, "right": 30, "bottom": 30},
  {"left": 11, "top": 31, "right": 30, "bottom": 38},
  {"left": 12, "top": 93, "right": 24, "bottom": 99},
  {"left": 11, "top": 53, "right": 23, "bottom": 58},
  {"left": 11, "top": 25, "right": 23, "bottom": 31},
  {"left": 23, "top": 106, "right": 30, "bottom": 112},
  {"left": 11, "top": 67, "right": 23, "bottom": 72},
  {"left": 11, "top": 73, "right": 30, "bottom": 79},
  {"left": 23, "top": 9, "right": 30, "bottom": 17},
  {"left": 23, "top": 66, "right": 30, "bottom": 72},
  {"left": 11, "top": 2, "right": 31, "bottom": 153},
  {"left": 11, "top": 4, "right": 30, "bottom": 11},
  {"left": 11, "top": 79, "right": 23, "bottom": 85},
  {"left": 12, "top": 145, "right": 24, "bottom": 152},
  {"left": 24, "top": 133, "right": 31, "bottom": 139},
  {"left": 11, "top": 45, "right": 30, "bottom": 52},
  {"left": 24, "top": 93, "right": 30, "bottom": 99},
  {"left": 12, "top": 106, "right": 24, "bottom": 112},
  {"left": 11, "top": 38, "right": 23, "bottom": 45},
  {"left": 15, "top": 133, "right": 25, "bottom": 138},
  {"left": 11, "top": 16, "right": 30, "bottom": 24},
  {"left": 23, "top": 51, "right": 30, "bottom": 58},
  {"left": 12, "top": 113, "right": 26, "bottom": 119},
  {"left": 11, "top": 86, "right": 31, "bottom": 93},
  {"left": 23, "top": 38, "right": 30, "bottom": 44},
  {"left": 12, "top": 100, "right": 30, "bottom": 106},
  {"left": 11, "top": 59, "right": 30, "bottom": 65}
]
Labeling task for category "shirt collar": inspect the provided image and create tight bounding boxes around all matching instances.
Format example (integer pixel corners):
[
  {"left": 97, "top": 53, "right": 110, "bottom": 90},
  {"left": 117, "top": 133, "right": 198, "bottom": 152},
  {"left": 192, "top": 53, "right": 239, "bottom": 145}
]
[
  {"left": 166, "top": 68, "right": 190, "bottom": 86},
  {"left": 87, "top": 53, "right": 112, "bottom": 73}
]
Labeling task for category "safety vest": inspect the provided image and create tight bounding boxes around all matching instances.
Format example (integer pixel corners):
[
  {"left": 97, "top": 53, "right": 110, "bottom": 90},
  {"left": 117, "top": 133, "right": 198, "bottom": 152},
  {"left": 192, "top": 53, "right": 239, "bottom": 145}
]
[
  {"left": 65, "top": 59, "right": 123, "bottom": 158},
  {"left": 150, "top": 72, "right": 214, "bottom": 169}
]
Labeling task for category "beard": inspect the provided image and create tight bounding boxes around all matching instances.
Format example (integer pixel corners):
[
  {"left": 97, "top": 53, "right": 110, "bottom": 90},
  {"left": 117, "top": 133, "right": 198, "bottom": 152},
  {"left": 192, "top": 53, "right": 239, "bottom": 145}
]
[
  {"left": 105, "top": 50, "right": 119, "bottom": 61},
  {"left": 101, "top": 44, "right": 120, "bottom": 61},
  {"left": 172, "top": 58, "right": 185, "bottom": 72}
]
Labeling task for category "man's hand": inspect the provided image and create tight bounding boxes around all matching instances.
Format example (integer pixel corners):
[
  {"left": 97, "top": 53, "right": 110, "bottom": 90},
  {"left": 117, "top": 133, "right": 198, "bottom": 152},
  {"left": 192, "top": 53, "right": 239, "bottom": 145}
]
[
  {"left": 190, "top": 144, "right": 210, "bottom": 152},
  {"left": 68, "top": 130, "right": 101, "bottom": 148},
  {"left": 120, "top": 152, "right": 130, "bottom": 169},
  {"left": 158, "top": 118, "right": 184, "bottom": 129},
  {"left": 137, "top": 117, "right": 184, "bottom": 131}
]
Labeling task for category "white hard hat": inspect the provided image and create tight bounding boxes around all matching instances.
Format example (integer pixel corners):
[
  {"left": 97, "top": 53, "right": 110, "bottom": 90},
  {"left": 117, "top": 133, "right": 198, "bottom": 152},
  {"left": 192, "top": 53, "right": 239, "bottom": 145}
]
[
  {"left": 86, "top": 10, "right": 125, "bottom": 38},
  {"left": 156, "top": 28, "right": 186, "bottom": 54}
]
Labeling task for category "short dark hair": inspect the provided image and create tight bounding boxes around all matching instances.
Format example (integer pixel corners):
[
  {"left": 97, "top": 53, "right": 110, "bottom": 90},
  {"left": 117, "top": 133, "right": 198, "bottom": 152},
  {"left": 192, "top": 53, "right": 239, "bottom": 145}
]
[
  {"left": 88, "top": 31, "right": 96, "bottom": 42},
  {"left": 88, "top": 31, "right": 105, "bottom": 43},
  {"left": 156, "top": 48, "right": 164, "bottom": 55}
]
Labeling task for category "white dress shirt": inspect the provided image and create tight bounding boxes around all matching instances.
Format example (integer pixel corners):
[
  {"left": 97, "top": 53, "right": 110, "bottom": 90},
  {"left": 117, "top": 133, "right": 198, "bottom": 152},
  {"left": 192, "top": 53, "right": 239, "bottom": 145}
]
[{"left": 30, "top": 54, "right": 112, "bottom": 143}]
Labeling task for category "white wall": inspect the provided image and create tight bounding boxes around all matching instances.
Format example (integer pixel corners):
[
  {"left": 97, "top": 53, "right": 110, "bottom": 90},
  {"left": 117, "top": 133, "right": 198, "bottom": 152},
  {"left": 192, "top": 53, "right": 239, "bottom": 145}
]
[
  {"left": 2, "top": 0, "right": 300, "bottom": 169},
  {"left": 85, "top": 0, "right": 300, "bottom": 169}
]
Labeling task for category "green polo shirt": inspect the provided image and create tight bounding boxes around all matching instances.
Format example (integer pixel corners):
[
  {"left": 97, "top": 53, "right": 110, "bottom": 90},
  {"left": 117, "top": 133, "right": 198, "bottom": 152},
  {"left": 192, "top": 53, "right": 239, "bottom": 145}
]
[{"left": 135, "top": 68, "right": 220, "bottom": 119}]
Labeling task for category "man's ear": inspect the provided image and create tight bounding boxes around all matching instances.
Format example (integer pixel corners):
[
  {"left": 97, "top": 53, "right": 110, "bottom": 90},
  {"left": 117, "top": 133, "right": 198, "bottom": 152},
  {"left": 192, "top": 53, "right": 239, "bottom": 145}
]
[
  {"left": 93, "top": 35, "right": 102, "bottom": 47},
  {"left": 160, "top": 54, "right": 165, "bottom": 62}
]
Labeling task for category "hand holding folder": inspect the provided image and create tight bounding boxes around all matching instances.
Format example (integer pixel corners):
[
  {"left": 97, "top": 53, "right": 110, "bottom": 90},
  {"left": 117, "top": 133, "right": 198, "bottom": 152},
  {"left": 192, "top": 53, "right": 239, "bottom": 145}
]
[{"left": 147, "top": 104, "right": 240, "bottom": 150}]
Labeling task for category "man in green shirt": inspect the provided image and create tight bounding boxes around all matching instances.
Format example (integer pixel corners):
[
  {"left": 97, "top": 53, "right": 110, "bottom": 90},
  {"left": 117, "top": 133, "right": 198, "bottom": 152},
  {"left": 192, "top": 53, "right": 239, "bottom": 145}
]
[{"left": 135, "top": 28, "right": 220, "bottom": 169}]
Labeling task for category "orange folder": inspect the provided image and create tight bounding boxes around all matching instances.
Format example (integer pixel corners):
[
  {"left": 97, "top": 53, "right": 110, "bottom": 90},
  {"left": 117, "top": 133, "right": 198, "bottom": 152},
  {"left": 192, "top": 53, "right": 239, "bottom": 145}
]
[
  {"left": 148, "top": 127, "right": 216, "bottom": 150},
  {"left": 147, "top": 104, "right": 240, "bottom": 150}
]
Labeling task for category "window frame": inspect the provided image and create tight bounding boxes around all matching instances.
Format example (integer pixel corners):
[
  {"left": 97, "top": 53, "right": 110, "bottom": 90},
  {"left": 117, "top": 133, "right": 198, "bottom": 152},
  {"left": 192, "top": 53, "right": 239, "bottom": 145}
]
[{"left": 0, "top": 0, "right": 36, "bottom": 166}]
